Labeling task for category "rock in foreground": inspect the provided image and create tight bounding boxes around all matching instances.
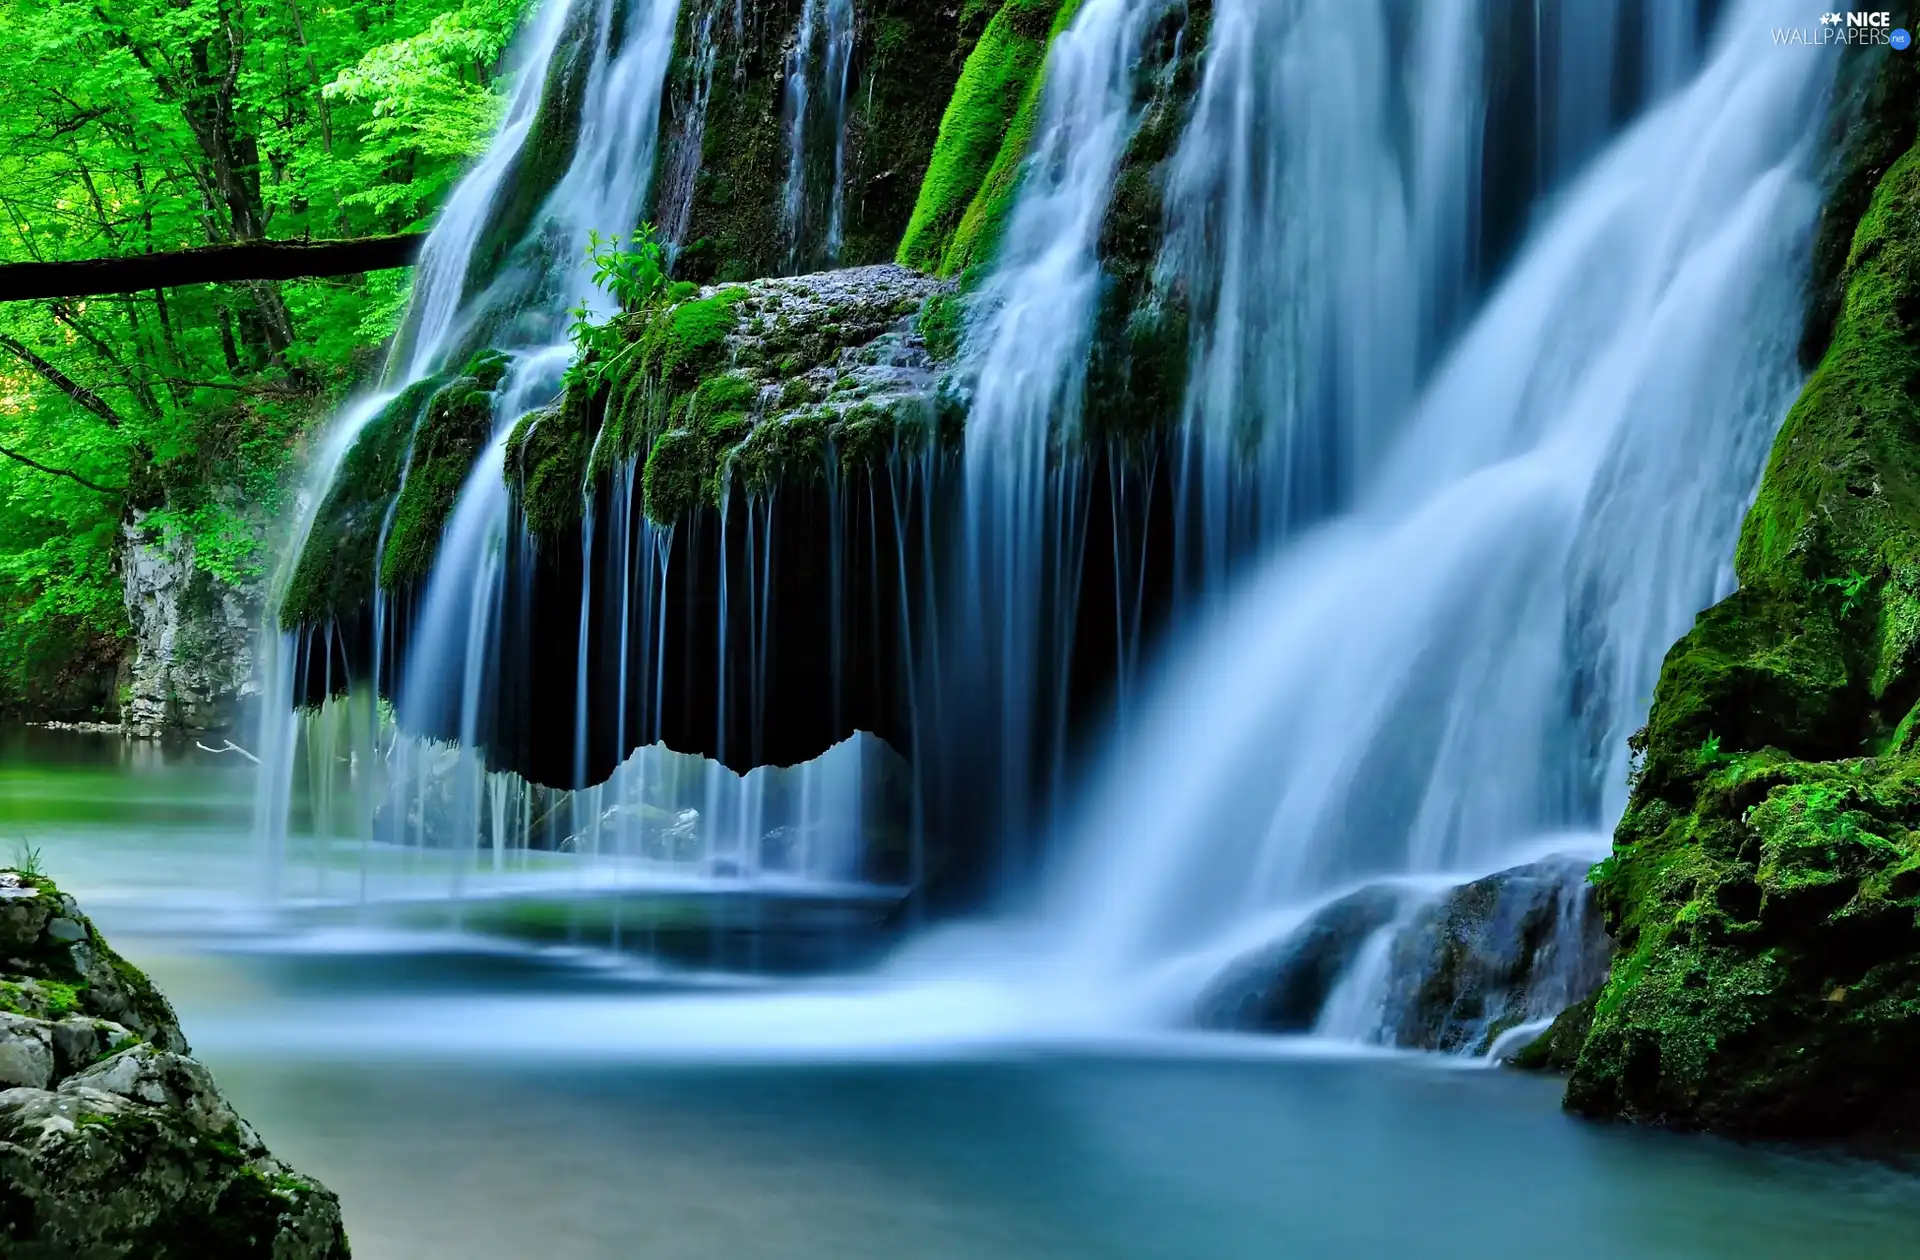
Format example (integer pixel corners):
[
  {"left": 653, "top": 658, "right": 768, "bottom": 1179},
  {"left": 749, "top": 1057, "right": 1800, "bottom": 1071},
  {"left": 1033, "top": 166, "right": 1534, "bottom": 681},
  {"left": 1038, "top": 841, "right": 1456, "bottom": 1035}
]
[{"left": 0, "top": 870, "right": 348, "bottom": 1258}]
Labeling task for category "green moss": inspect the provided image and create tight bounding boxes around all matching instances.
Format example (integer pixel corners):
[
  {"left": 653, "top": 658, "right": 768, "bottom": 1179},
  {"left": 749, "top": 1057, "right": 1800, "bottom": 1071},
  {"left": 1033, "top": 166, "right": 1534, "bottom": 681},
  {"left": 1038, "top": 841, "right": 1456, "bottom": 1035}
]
[
  {"left": 1564, "top": 142, "right": 1920, "bottom": 1139},
  {"left": 506, "top": 394, "right": 591, "bottom": 543},
  {"left": 1512, "top": 993, "right": 1597, "bottom": 1072},
  {"left": 1799, "top": 16, "right": 1919, "bottom": 366},
  {"left": 654, "top": 288, "right": 750, "bottom": 383},
  {"left": 898, "top": 0, "right": 1080, "bottom": 273},
  {"left": 917, "top": 290, "right": 965, "bottom": 361},
  {"left": 380, "top": 351, "right": 509, "bottom": 591},
  {"left": 731, "top": 408, "right": 830, "bottom": 498},
  {"left": 278, "top": 377, "right": 441, "bottom": 630},
  {"left": 1081, "top": 3, "right": 1208, "bottom": 446},
  {"left": 0, "top": 976, "right": 83, "bottom": 1020},
  {"left": 460, "top": 0, "right": 596, "bottom": 300},
  {"left": 642, "top": 429, "right": 710, "bottom": 525}
]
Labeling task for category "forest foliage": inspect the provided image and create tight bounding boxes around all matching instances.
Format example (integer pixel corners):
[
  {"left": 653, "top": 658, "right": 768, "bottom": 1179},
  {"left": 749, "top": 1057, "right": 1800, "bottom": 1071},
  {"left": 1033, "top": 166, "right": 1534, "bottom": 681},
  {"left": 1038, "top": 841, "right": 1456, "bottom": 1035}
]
[{"left": 0, "top": 0, "right": 529, "bottom": 713}]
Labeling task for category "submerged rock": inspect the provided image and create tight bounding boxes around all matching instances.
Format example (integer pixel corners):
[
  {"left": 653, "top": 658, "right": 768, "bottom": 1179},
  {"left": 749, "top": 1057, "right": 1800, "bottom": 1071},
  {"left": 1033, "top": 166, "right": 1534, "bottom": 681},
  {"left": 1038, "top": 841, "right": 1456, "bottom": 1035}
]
[{"left": 0, "top": 870, "right": 348, "bottom": 1257}]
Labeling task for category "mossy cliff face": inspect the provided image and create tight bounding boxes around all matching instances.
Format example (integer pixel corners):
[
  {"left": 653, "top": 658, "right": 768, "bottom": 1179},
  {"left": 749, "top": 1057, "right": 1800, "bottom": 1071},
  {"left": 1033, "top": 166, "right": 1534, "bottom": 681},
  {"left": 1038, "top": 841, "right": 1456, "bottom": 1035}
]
[
  {"left": 280, "top": 351, "right": 507, "bottom": 631},
  {"left": 660, "top": 0, "right": 977, "bottom": 282},
  {"left": 1560, "top": 133, "right": 1920, "bottom": 1140},
  {"left": 896, "top": 0, "right": 1085, "bottom": 276},
  {"left": 1081, "top": 0, "right": 1208, "bottom": 447},
  {"left": 0, "top": 870, "right": 348, "bottom": 1257},
  {"left": 460, "top": 0, "right": 597, "bottom": 303},
  {"left": 509, "top": 264, "right": 953, "bottom": 534}
]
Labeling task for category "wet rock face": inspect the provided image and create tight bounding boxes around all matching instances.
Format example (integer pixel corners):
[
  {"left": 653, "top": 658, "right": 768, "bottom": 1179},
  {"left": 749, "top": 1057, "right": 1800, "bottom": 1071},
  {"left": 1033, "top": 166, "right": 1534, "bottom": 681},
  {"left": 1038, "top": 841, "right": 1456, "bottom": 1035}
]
[
  {"left": 120, "top": 509, "right": 261, "bottom": 736},
  {"left": 1195, "top": 886, "right": 1407, "bottom": 1032},
  {"left": 1378, "top": 856, "right": 1611, "bottom": 1055},
  {"left": 0, "top": 871, "right": 348, "bottom": 1258},
  {"left": 1193, "top": 857, "right": 1611, "bottom": 1054}
]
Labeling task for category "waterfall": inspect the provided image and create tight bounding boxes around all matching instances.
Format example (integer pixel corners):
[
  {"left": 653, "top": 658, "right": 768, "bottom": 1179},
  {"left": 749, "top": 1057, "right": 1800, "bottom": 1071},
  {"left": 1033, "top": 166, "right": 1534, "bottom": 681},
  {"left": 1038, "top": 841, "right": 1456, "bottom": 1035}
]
[
  {"left": 938, "top": 0, "right": 1182, "bottom": 882},
  {"left": 781, "top": 0, "right": 858, "bottom": 271},
  {"left": 255, "top": 0, "right": 688, "bottom": 903},
  {"left": 1035, "top": 0, "right": 1830, "bottom": 1032},
  {"left": 249, "top": 0, "right": 1851, "bottom": 1054}
]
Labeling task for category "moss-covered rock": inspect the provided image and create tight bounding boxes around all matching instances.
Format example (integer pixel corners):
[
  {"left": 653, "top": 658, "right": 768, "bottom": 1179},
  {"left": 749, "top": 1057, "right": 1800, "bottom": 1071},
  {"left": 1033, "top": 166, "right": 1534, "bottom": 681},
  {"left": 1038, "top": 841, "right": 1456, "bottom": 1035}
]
[
  {"left": 279, "top": 378, "right": 438, "bottom": 631},
  {"left": 381, "top": 351, "right": 509, "bottom": 591},
  {"left": 1563, "top": 135, "right": 1920, "bottom": 1139},
  {"left": 0, "top": 870, "right": 348, "bottom": 1257},
  {"left": 511, "top": 264, "right": 955, "bottom": 533},
  {"left": 459, "top": 0, "right": 597, "bottom": 302},
  {"left": 280, "top": 352, "right": 511, "bottom": 630},
  {"left": 1081, "top": 0, "right": 1208, "bottom": 446},
  {"left": 897, "top": 0, "right": 1085, "bottom": 276}
]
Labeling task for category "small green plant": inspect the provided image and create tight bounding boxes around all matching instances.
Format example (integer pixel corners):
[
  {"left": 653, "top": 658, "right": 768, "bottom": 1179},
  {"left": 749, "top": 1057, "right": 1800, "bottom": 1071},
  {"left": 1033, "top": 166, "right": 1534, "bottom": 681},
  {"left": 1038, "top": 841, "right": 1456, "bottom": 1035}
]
[
  {"left": 1691, "top": 734, "right": 1732, "bottom": 772},
  {"left": 11, "top": 838, "right": 44, "bottom": 878},
  {"left": 564, "top": 227, "right": 669, "bottom": 391},
  {"left": 1824, "top": 568, "right": 1873, "bottom": 618}
]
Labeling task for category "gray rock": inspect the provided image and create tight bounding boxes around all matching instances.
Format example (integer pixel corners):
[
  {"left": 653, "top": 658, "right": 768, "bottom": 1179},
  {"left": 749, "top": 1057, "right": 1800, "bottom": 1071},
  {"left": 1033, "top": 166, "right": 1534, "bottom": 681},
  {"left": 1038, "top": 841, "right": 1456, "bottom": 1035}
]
[
  {"left": 1376, "top": 855, "right": 1611, "bottom": 1055},
  {"left": 119, "top": 506, "right": 263, "bottom": 737},
  {"left": 1195, "top": 886, "right": 1410, "bottom": 1031},
  {"left": 0, "top": 1012, "right": 54, "bottom": 1089},
  {"left": 0, "top": 869, "right": 346, "bottom": 1257},
  {"left": 0, "top": 1082, "right": 347, "bottom": 1258},
  {"left": 51, "top": 1015, "right": 135, "bottom": 1077}
]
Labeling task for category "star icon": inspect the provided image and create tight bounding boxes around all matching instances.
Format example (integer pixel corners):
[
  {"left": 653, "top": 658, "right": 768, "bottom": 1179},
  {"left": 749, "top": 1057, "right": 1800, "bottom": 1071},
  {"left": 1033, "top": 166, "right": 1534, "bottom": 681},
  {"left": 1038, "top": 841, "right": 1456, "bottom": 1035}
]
[{"left": 1821, "top": 12, "right": 1842, "bottom": 23}]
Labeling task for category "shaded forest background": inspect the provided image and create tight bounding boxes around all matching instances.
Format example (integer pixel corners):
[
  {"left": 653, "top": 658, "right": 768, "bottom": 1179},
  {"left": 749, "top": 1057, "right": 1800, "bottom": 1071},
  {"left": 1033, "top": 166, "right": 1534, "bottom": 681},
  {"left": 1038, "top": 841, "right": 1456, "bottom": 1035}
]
[{"left": 0, "top": 0, "right": 529, "bottom": 715}]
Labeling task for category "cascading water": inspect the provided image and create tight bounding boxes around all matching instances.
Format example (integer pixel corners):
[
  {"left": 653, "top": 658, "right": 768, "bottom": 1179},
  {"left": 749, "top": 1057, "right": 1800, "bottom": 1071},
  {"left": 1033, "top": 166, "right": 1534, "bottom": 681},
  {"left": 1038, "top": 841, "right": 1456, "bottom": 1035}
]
[
  {"left": 780, "top": 0, "right": 857, "bottom": 271},
  {"left": 262, "top": 0, "right": 892, "bottom": 927},
  {"left": 1035, "top": 0, "right": 1830, "bottom": 1040},
  {"left": 937, "top": 0, "right": 1182, "bottom": 881},
  {"left": 250, "top": 0, "right": 1848, "bottom": 1062}
]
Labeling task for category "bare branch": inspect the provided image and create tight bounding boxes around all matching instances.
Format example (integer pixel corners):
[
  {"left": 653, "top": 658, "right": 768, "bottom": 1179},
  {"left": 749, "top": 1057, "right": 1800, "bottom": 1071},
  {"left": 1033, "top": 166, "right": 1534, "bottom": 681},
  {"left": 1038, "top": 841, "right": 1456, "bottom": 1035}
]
[{"left": 0, "top": 443, "right": 124, "bottom": 497}]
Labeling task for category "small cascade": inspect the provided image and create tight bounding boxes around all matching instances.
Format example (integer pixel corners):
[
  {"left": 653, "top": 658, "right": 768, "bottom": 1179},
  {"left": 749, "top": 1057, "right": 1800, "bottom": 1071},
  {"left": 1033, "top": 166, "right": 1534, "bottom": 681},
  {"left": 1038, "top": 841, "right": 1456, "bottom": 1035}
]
[{"left": 780, "top": 0, "right": 858, "bottom": 271}]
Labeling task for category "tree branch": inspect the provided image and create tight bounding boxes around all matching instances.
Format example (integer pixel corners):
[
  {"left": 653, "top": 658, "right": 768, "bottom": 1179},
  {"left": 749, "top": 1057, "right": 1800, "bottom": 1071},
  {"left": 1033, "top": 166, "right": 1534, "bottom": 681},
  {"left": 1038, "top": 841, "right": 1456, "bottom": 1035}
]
[
  {"left": 0, "top": 233, "right": 427, "bottom": 301},
  {"left": 0, "top": 334, "right": 127, "bottom": 429},
  {"left": 0, "top": 443, "right": 123, "bottom": 497}
]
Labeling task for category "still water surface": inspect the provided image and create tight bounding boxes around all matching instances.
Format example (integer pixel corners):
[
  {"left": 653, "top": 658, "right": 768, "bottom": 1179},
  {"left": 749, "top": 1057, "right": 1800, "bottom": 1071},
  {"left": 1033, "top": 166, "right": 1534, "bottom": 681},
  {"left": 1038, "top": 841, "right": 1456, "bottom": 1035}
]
[{"left": 7, "top": 727, "right": 1920, "bottom": 1259}]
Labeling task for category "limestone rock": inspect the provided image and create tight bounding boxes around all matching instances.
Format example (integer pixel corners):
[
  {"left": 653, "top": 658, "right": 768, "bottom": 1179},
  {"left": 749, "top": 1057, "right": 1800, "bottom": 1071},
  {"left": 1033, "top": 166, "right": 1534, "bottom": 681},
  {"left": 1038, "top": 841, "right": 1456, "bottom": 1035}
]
[
  {"left": 0, "top": 870, "right": 347, "bottom": 1257},
  {"left": 120, "top": 508, "right": 262, "bottom": 736}
]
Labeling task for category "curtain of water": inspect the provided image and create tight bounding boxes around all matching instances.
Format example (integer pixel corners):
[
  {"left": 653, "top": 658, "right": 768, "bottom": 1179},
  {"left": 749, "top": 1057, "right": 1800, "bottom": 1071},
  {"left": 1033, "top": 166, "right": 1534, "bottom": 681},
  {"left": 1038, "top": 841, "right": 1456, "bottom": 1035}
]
[
  {"left": 258, "top": 0, "right": 690, "bottom": 905},
  {"left": 1036, "top": 0, "right": 1830, "bottom": 1030},
  {"left": 936, "top": 0, "right": 1183, "bottom": 887}
]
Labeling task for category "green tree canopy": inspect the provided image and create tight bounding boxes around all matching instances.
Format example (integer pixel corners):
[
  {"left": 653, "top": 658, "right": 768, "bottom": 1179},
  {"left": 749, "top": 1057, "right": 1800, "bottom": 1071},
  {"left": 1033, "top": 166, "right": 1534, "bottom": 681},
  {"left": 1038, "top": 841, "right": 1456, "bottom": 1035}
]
[{"left": 0, "top": 0, "right": 530, "bottom": 713}]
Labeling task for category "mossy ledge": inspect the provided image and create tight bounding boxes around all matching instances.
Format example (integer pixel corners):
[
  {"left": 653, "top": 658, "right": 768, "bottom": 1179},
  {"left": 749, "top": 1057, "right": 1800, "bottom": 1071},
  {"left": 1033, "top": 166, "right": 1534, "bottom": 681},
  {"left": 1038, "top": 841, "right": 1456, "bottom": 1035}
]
[
  {"left": 1558, "top": 133, "right": 1920, "bottom": 1141},
  {"left": 280, "top": 350, "right": 508, "bottom": 632},
  {"left": 508, "top": 264, "right": 958, "bottom": 537},
  {"left": 0, "top": 869, "right": 348, "bottom": 1257}
]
